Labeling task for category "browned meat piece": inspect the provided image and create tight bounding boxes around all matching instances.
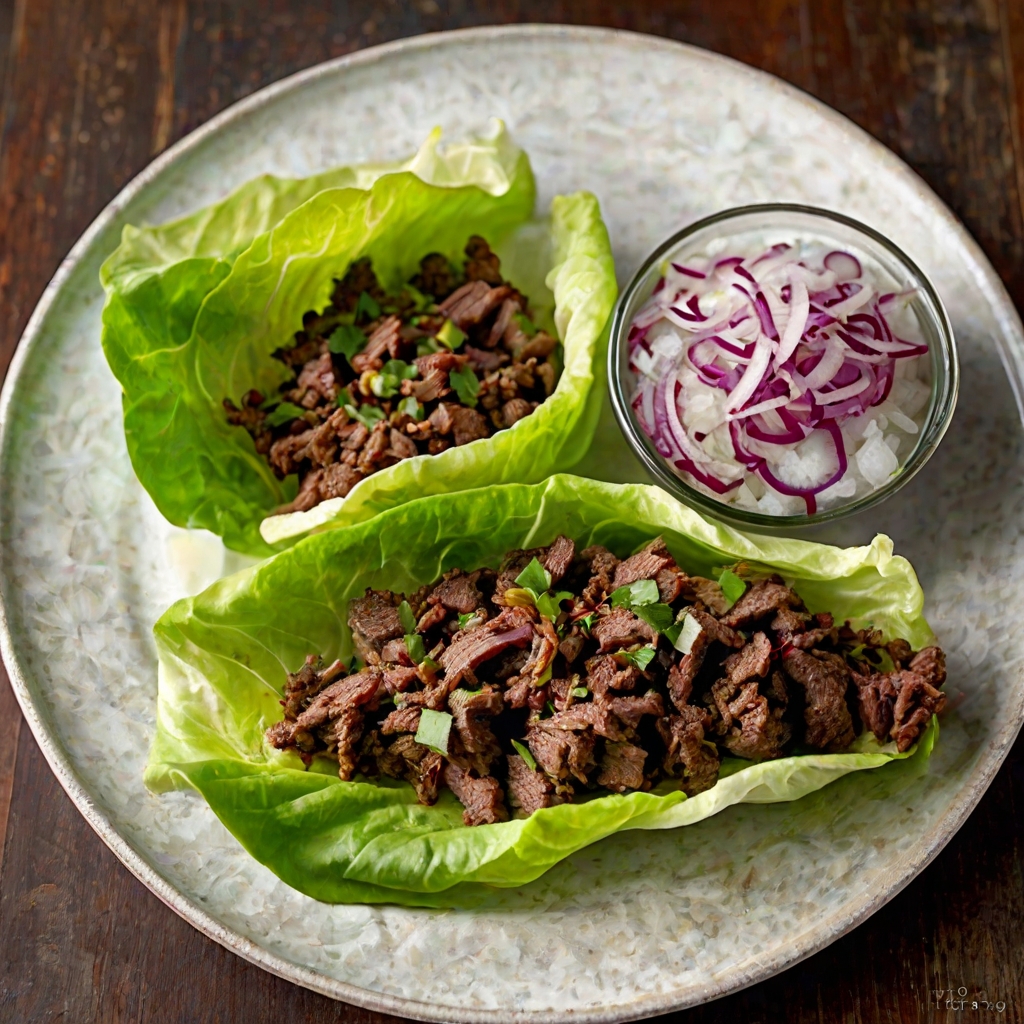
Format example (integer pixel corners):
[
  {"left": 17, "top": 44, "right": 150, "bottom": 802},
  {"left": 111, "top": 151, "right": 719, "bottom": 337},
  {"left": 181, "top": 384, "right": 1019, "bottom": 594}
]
[
  {"left": 604, "top": 690, "right": 665, "bottom": 730},
  {"left": 909, "top": 646, "right": 946, "bottom": 688},
  {"left": 319, "top": 462, "right": 363, "bottom": 500},
  {"left": 512, "top": 332, "right": 559, "bottom": 361},
  {"left": 385, "top": 428, "right": 418, "bottom": 462},
  {"left": 353, "top": 421, "right": 390, "bottom": 475},
  {"left": 579, "top": 545, "right": 620, "bottom": 606},
  {"left": 268, "top": 429, "right": 313, "bottom": 478},
  {"left": 597, "top": 742, "right": 647, "bottom": 792},
  {"left": 416, "top": 601, "right": 449, "bottom": 633},
  {"left": 501, "top": 398, "right": 533, "bottom": 427},
  {"left": 687, "top": 577, "right": 731, "bottom": 616},
  {"left": 339, "top": 420, "right": 369, "bottom": 450},
  {"left": 658, "top": 706, "right": 721, "bottom": 795},
  {"left": 612, "top": 537, "right": 675, "bottom": 589},
  {"left": 403, "top": 368, "right": 451, "bottom": 403},
  {"left": 710, "top": 676, "right": 790, "bottom": 760},
  {"left": 783, "top": 648, "right": 855, "bottom": 750},
  {"left": 853, "top": 670, "right": 899, "bottom": 743},
  {"left": 526, "top": 720, "right": 597, "bottom": 783},
  {"left": 379, "top": 638, "right": 410, "bottom": 664},
  {"left": 584, "top": 654, "right": 640, "bottom": 697},
  {"left": 449, "top": 405, "right": 490, "bottom": 446},
  {"left": 770, "top": 606, "right": 811, "bottom": 639},
  {"left": 506, "top": 754, "right": 563, "bottom": 815},
  {"left": 720, "top": 578, "right": 802, "bottom": 629},
  {"left": 886, "top": 638, "right": 914, "bottom": 668},
  {"left": 381, "top": 706, "right": 422, "bottom": 734},
  {"left": 438, "top": 606, "right": 536, "bottom": 688},
  {"left": 723, "top": 632, "right": 772, "bottom": 684},
  {"left": 493, "top": 548, "right": 540, "bottom": 602},
  {"left": 444, "top": 762, "right": 508, "bottom": 826},
  {"left": 378, "top": 734, "right": 444, "bottom": 804},
  {"left": 545, "top": 702, "right": 626, "bottom": 741},
  {"left": 415, "top": 351, "right": 469, "bottom": 377},
  {"left": 439, "top": 281, "right": 511, "bottom": 329},
  {"left": 275, "top": 469, "right": 323, "bottom": 515},
  {"left": 278, "top": 655, "right": 347, "bottom": 721},
  {"left": 382, "top": 665, "right": 419, "bottom": 694},
  {"left": 330, "top": 256, "right": 385, "bottom": 312},
  {"left": 466, "top": 346, "right": 509, "bottom": 372},
  {"left": 294, "top": 352, "right": 339, "bottom": 407},
  {"left": 449, "top": 686, "right": 504, "bottom": 759},
  {"left": 666, "top": 631, "right": 711, "bottom": 711},
  {"left": 348, "top": 589, "right": 404, "bottom": 649},
  {"left": 411, "top": 252, "right": 459, "bottom": 301},
  {"left": 789, "top": 625, "right": 838, "bottom": 650},
  {"left": 892, "top": 671, "right": 946, "bottom": 751},
  {"left": 223, "top": 393, "right": 272, "bottom": 454},
  {"left": 655, "top": 567, "right": 686, "bottom": 604},
  {"left": 543, "top": 535, "right": 575, "bottom": 583},
  {"left": 430, "top": 569, "right": 484, "bottom": 614},
  {"left": 351, "top": 316, "right": 402, "bottom": 374},
  {"left": 428, "top": 402, "right": 455, "bottom": 435},
  {"left": 489, "top": 297, "right": 521, "bottom": 347},
  {"left": 558, "top": 630, "right": 586, "bottom": 665},
  {"left": 464, "top": 235, "right": 504, "bottom": 285},
  {"left": 591, "top": 606, "right": 658, "bottom": 653},
  {"left": 507, "top": 618, "right": 559, "bottom": 687},
  {"left": 688, "top": 607, "right": 745, "bottom": 649}
]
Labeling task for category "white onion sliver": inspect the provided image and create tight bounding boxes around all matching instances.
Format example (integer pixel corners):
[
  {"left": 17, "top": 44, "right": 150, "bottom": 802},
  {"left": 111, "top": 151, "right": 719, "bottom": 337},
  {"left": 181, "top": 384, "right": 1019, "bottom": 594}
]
[
  {"left": 824, "top": 284, "right": 874, "bottom": 320},
  {"left": 776, "top": 277, "right": 809, "bottom": 366},
  {"left": 726, "top": 333, "right": 774, "bottom": 412},
  {"left": 798, "top": 334, "right": 846, "bottom": 392},
  {"left": 812, "top": 372, "right": 872, "bottom": 405}
]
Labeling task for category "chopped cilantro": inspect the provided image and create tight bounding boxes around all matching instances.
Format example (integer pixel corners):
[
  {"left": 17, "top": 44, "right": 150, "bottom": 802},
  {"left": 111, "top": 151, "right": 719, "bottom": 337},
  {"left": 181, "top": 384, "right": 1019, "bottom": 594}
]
[
  {"left": 414, "top": 708, "right": 452, "bottom": 755},
  {"left": 370, "top": 360, "right": 418, "bottom": 399},
  {"left": 398, "top": 396, "right": 424, "bottom": 420},
  {"left": 545, "top": 701, "right": 556, "bottom": 717},
  {"left": 416, "top": 336, "right": 441, "bottom": 356},
  {"left": 633, "top": 602, "right": 674, "bottom": 633},
  {"left": 436, "top": 319, "right": 466, "bottom": 350},
  {"left": 511, "top": 738, "right": 537, "bottom": 771},
  {"left": 398, "top": 601, "right": 417, "bottom": 634},
  {"left": 513, "top": 312, "right": 538, "bottom": 337},
  {"left": 579, "top": 613, "right": 594, "bottom": 634},
  {"left": 448, "top": 365, "right": 480, "bottom": 408},
  {"left": 344, "top": 403, "right": 385, "bottom": 429},
  {"left": 534, "top": 590, "right": 572, "bottom": 622},
  {"left": 403, "top": 284, "right": 431, "bottom": 312},
  {"left": 609, "top": 578, "right": 660, "bottom": 608},
  {"left": 718, "top": 569, "right": 747, "bottom": 607},
  {"left": 264, "top": 402, "right": 306, "bottom": 428},
  {"left": 571, "top": 686, "right": 589, "bottom": 699},
  {"left": 404, "top": 633, "right": 426, "bottom": 664},
  {"left": 327, "top": 323, "right": 366, "bottom": 362},
  {"left": 457, "top": 612, "right": 478, "bottom": 631},
  {"left": 515, "top": 557, "right": 552, "bottom": 595},
  {"left": 354, "top": 290, "right": 382, "bottom": 322},
  {"left": 383, "top": 359, "right": 418, "bottom": 381},
  {"left": 622, "top": 645, "right": 657, "bottom": 671}
]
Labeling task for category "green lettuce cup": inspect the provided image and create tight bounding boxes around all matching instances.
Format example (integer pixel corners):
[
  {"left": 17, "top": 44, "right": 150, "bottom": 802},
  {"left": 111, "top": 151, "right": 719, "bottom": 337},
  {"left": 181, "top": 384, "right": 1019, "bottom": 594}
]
[
  {"left": 100, "top": 126, "right": 618, "bottom": 556},
  {"left": 147, "top": 475, "right": 938, "bottom": 907}
]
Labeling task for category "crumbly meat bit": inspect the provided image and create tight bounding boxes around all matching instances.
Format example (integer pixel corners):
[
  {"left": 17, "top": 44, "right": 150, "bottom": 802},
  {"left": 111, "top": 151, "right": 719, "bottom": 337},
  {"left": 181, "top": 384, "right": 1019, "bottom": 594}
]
[
  {"left": 411, "top": 252, "right": 459, "bottom": 301},
  {"left": 612, "top": 537, "right": 675, "bottom": 589},
  {"left": 657, "top": 706, "right": 721, "bottom": 795},
  {"left": 330, "top": 256, "right": 385, "bottom": 312},
  {"left": 403, "top": 368, "right": 452, "bottom": 403},
  {"left": 382, "top": 665, "right": 419, "bottom": 694},
  {"left": 909, "top": 646, "right": 946, "bottom": 688},
  {"left": 275, "top": 467, "right": 322, "bottom": 515},
  {"left": 688, "top": 607, "right": 744, "bottom": 649},
  {"left": 465, "top": 344, "right": 510, "bottom": 373},
  {"left": 709, "top": 676, "right": 790, "bottom": 760},
  {"left": 526, "top": 720, "right": 597, "bottom": 784},
  {"left": 507, "top": 754, "right": 563, "bottom": 815},
  {"left": 687, "top": 577, "right": 731, "bottom": 616},
  {"left": 348, "top": 589, "right": 405, "bottom": 650},
  {"left": 542, "top": 535, "right": 576, "bottom": 584},
  {"left": 783, "top": 648, "right": 856, "bottom": 750},
  {"left": 444, "top": 762, "right": 508, "bottom": 826},
  {"left": 381, "top": 706, "right": 422, "bottom": 735},
  {"left": 892, "top": 671, "right": 946, "bottom": 751},
  {"left": 268, "top": 429, "right": 313, "bottom": 478},
  {"left": 378, "top": 734, "right": 444, "bottom": 804},
  {"left": 449, "top": 405, "right": 491, "bottom": 446},
  {"left": 604, "top": 690, "right": 665, "bottom": 731},
  {"left": 464, "top": 235, "right": 504, "bottom": 286},
  {"left": 558, "top": 630, "right": 586, "bottom": 666},
  {"left": 723, "top": 632, "right": 772, "bottom": 684},
  {"left": 574, "top": 545, "right": 620, "bottom": 606},
  {"left": 853, "top": 660, "right": 947, "bottom": 752},
  {"left": 583, "top": 654, "right": 640, "bottom": 698},
  {"left": 279, "top": 655, "right": 347, "bottom": 721},
  {"left": 438, "top": 606, "right": 536, "bottom": 688},
  {"left": 388, "top": 428, "right": 418, "bottom": 461},
  {"left": 512, "top": 332, "right": 558, "bottom": 361},
  {"left": 429, "top": 569, "right": 485, "bottom": 615},
  {"left": 597, "top": 742, "right": 648, "bottom": 792},
  {"left": 770, "top": 606, "right": 812, "bottom": 639},
  {"left": 664, "top": 640, "right": 702, "bottom": 711},
  {"left": 449, "top": 686, "right": 504, "bottom": 759},
  {"left": 591, "top": 606, "right": 658, "bottom": 653},
  {"left": 428, "top": 402, "right": 455, "bottom": 436},
  {"left": 720, "top": 578, "right": 803, "bottom": 629},
  {"left": 501, "top": 398, "right": 532, "bottom": 427}
]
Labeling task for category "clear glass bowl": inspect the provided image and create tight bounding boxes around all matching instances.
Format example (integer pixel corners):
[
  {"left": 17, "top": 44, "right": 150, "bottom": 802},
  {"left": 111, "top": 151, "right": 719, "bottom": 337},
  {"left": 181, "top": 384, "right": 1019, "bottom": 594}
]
[{"left": 607, "top": 204, "right": 959, "bottom": 531}]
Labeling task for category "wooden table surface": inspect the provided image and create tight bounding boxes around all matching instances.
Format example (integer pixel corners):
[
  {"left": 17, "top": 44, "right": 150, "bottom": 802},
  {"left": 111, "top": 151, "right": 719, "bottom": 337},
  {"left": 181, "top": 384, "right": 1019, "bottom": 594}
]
[{"left": 1, "top": 2, "right": 1023, "bottom": 1021}]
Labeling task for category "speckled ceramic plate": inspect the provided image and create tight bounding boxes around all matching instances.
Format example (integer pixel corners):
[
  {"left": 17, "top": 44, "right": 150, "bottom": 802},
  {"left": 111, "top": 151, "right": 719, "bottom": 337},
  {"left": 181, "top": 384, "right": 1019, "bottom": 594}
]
[{"left": 1, "top": 25, "right": 1022, "bottom": 1023}]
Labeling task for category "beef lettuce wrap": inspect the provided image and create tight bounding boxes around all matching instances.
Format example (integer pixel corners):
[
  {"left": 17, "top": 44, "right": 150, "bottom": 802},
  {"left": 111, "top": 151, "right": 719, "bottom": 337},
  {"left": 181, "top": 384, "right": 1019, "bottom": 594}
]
[
  {"left": 101, "top": 126, "right": 617, "bottom": 556},
  {"left": 147, "top": 475, "right": 944, "bottom": 907}
]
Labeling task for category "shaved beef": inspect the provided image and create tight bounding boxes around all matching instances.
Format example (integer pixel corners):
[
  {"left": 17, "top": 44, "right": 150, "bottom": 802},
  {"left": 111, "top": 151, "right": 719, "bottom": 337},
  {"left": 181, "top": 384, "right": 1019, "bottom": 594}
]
[
  {"left": 278, "top": 655, "right": 346, "bottom": 720},
  {"left": 721, "top": 579, "right": 802, "bottom": 629},
  {"left": 502, "top": 398, "right": 532, "bottom": 427},
  {"left": 604, "top": 690, "right": 665, "bottom": 730},
  {"left": 294, "top": 352, "right": 338, "bottom": 406},
  {"left": 381, "top": 706, "right": 421, "bottom": 734},
  {"left": 597, "top": 742, "right": 647, "bottom": 792},
  {"left": 428, "top": 402, "right": 455, "bottom": 436},
  {"left": 414, "top": 351, "right": 469, "bottom": 377},
  {"left": 613, "top": 537, "right": 674, "bottom": 589},
  {"left": 667, "top": 631, "right": 711, "bottom": 711},
  {"left": 449, "top": 686, "right": 503, "bottom": 757},
  {"left": 688, "top": 607, "right": 744, "bottom": 649},
  {"left": 380, "top": 638, "right": 411, "bottom": 664},
  {"left": 543, "top": 535, "right": 576, "bottom": 583},
  {"left": 439, "top": 281, "right": 511, "bottom": 329},
  {"left": 558, "top": 631, "right": 586, "bottom": 665},
  {"left": 723, "top": 632, "right": 772, "bottom": 684},
  {"left": 584, "top": 654, "right": 640, "bottom": 697},
  {"left": 658, "top": 707, "right": 720, "bottom": 795},
  {"left": 580, "top": 545, "right": 620, "bottom": 606},
  {"left": 356, "top": 422, "right": 392, "bottom": 475},
  {"left": 268, "top": 430, "right": 313, "bottom": 478},
  {"left": 438, "top": 607, "right": 536, "bottom": 688},
  {"left": 710, "top": 676, "right": 790, "bottom": 760},
  {"left": 430, "top": 570, "right": 484, "bottom": 614},
  {"left": 656, "top": 567, "right": 686, "bottom": 604},
  {"left": 507, "top": 754, "right": 563, "bottom": 815},
  {"left": 592, "top": 606, "right": 657, "bottom": 653},
  {"left": 783, "top": 649, "right": 855, "bottom": 750},
  {"left": 545, "top": 702, "right": 625, "bottom": 741},
  {"left": 526, "top": 721, "right": 596, "bottom": 783},
  {"left": 687, "top": 577, "right": 731, "bottom": 616},
  {"left": 444, "top": 763, "right": 508, "bottom": 826},
  {"left": 465, "top": 345, "right": 509, "bottom": 372},
  {"left": 854, "top": 663, "right": 947, "bottom": 752},
  {"left": 351, "top": 315, "right": 402, "bottom": 373},
  {"left": 379, "top": 734, "right": 443, "bottom": 804},
  {"left": 508, "top": 619, "right": 558, "bottom": 687},
  {"left": 348, "top": 589, "right": 404, "bottom": 649},
  {"left": 383, "top": 666, "right": 419, "bottom": 694},
  {"left": 909, "top": 646, "right": 946, "bottom": 688}
]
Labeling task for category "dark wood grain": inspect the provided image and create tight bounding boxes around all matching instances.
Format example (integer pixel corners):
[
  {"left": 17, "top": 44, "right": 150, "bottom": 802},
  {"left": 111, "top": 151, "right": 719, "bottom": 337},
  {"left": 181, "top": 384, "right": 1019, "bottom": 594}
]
[{"left": 1, "top": 2, "right": 1023, "bottom": 1021}]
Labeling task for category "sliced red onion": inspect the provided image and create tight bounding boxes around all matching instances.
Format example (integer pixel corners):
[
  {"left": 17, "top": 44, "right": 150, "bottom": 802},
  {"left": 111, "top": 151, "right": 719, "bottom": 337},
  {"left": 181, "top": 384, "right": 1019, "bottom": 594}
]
[
  {"left": 671, "top": 263, "right": 707, "bottom": 279},
  {"left": 823, "top": 250, "right": 862, "bottom": 282}
]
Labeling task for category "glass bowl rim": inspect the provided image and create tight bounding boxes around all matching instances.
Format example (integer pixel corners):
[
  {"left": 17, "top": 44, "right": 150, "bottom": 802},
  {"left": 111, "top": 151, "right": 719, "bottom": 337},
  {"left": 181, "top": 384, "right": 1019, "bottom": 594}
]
[{"left": 606, "top": 202, "right": 960, "bottom": 532}]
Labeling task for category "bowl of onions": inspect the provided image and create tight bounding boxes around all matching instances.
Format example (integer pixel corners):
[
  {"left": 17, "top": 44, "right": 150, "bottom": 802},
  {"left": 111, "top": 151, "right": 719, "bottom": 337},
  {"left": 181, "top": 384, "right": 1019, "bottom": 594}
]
[{"left": 608, "top": 204, "right": 958, "bottom": 527}]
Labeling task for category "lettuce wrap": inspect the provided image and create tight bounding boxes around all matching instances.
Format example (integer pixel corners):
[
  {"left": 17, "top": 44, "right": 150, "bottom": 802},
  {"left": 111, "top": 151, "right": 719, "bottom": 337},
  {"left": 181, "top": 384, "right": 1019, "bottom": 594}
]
[
  {"left": 148, "top": 475, "right": 938, "bottom": 907},
  {"left": 100, "top": 126, "right": 617, "bottom": 556}
]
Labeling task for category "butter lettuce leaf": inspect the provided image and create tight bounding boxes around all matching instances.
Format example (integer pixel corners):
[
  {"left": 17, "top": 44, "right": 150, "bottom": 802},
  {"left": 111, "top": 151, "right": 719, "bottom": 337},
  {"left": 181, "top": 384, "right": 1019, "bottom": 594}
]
[{"left": 147, "top": 476, "right": 938, "bottom": 906}]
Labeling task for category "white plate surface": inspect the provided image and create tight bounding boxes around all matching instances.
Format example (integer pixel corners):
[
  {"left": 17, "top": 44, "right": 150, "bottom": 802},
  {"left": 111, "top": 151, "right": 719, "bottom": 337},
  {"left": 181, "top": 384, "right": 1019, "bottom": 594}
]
[{"left": 1, "top": 25, "right": 1023, "bottom": 1023}]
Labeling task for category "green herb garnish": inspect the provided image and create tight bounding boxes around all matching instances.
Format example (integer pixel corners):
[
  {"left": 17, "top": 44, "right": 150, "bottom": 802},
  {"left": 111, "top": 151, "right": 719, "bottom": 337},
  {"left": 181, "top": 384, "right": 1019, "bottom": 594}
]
[
  {"left": 718, "top": 569, "right": 747, "bottom": 607},
  {"left": 404, "top": 633, "right": 426, "bottom": 664},
  {"left": 457, "top": 612, "right": 478, "bottom": 630},
  {"left": 511, "top": 738, "right": 537, "bottom": 770},
  {"left": 621, "top": 645, "right": 657, "bottom": 671},
  {"left": 403, "top": 284, "right": 431, "bottom": 312},
  {"left": 354, "top": 290, "right": 382, "bottom": 322},
  {"left": 571, "top": 686, "right": 589, "bottom": 699},
  {"left": 535, "top": 590, "right": 572, "bottom": 622},
  {"left": 515, "top": 558, "right": 552, "bottom": 595},
  {"left": 633, "top": 602, "right": 675, "bottom": 633},
  {"left": 370, "top": 359, "right": 418, "bottom": 399},
  {"left": 398, "top": 600, "right": 417, "bottom": 635},
  {"left": 416, "top": 336, "right": 441, "bottom": 356},
  {"left": 436, "top": 319, "right": 466, "bottom": 350},
  {"left": 449, "top": 365, "right": 480, "bottom": 408},
  {"left": 327, "top": 323, "right": 366, "bottom": 362},
  {"left": 609, "top": 578, "right": 660, "bottom": 608},
  {"left": 397, "top": 396, "right": 424, "bottom": 420},
  {"left": 414, "top": 708, "right": 452, "bottom": 755},
  {"left": 264, "top": 402, "right": 306, "bottom": 428},
  {"left": 579, "top": 613, "right": 594, "bottom": 634},
  {"left": 513, "top": 312, "right": 537, "bottom": 337},
  {"left": 344, "top": 403, "right": 385, "bottom": 429}
]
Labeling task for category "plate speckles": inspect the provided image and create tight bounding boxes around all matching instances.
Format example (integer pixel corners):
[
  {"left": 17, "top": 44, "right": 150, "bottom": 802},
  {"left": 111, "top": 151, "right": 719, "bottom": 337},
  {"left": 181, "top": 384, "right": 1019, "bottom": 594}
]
[{"left": 0, "top": 25, "right": 1022, "bottom": 1024}]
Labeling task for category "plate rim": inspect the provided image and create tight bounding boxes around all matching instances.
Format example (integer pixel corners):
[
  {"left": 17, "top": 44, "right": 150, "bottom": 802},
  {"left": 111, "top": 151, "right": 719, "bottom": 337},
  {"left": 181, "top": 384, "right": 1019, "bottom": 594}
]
[{"left": 1, "top": 22, "right": 1023, "bottom": 1023}]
